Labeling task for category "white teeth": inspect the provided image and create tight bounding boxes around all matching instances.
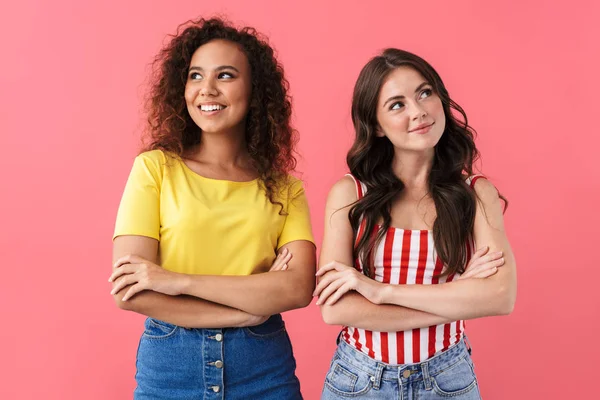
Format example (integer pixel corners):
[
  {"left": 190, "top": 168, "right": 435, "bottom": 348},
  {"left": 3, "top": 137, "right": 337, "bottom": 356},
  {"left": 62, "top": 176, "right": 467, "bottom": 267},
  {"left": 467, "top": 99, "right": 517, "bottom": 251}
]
[{"left": 200, "top": 104, "right": 225, "bottom": 111}]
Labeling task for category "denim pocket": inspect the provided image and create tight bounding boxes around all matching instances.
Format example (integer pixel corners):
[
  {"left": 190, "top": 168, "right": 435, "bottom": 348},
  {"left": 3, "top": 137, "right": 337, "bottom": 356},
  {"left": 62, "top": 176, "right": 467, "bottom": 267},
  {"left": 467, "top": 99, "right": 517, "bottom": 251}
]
[
  {"left": 324, "top": 357, "right": 373, "bottom": 397},
  {"left": 142, "top": 318, "right": 179, "bottom": 339},
  {"left": 431, "top": 355, "right": 479, "bottom": 398},
  {"left": 244, "top": 315, "right": 286, "bottom": 338}
]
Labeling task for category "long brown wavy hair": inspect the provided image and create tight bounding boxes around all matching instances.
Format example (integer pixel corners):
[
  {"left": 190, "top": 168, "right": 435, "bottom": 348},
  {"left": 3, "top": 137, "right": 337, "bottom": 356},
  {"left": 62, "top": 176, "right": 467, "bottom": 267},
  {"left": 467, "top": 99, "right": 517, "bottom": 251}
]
[
  {"left": 348, "top": 49, "right": 505, "bottom": 277},
  {"left": 143, "top": 17, "right": 297, "bottom": 207}
]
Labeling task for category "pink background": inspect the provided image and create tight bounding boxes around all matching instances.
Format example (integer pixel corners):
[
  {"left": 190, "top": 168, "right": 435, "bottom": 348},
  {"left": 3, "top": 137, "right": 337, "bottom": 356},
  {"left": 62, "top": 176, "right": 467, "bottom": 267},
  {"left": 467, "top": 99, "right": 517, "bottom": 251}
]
[{"left": 2, "top": 0, "right": 599, "bottom": 398}]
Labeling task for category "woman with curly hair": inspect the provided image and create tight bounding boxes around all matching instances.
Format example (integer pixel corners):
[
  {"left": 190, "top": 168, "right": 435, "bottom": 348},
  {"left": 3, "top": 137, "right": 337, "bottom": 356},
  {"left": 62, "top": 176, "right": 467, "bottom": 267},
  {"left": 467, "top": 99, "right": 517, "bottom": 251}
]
[
  {"left": 314, "top": 49, "right": 516, "bottom": 399},
  {"left": 108, "top": 17, "right": 315, "bottom": 399}
]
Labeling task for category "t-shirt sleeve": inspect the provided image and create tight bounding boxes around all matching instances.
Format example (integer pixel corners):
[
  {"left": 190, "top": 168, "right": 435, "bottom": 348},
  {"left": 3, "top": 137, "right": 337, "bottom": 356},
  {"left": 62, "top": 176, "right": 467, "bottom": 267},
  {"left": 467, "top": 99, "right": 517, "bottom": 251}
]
[
  {"left": 277, "top": 178, "right": 315, "bottom": 249},
  {"left": 113, "top": 152, "right": 163, "bottom": 241}
]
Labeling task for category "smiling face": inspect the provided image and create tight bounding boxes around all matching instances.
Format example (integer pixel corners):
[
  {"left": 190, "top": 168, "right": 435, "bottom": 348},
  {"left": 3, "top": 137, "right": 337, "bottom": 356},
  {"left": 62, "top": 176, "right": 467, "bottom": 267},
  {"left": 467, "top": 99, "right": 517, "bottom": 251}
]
[
  {"left": 184, "top": 39, "right": 252, "bottom": 135},
  {"left": 375, "top": 66, "right": 446, "bottom": 153}
]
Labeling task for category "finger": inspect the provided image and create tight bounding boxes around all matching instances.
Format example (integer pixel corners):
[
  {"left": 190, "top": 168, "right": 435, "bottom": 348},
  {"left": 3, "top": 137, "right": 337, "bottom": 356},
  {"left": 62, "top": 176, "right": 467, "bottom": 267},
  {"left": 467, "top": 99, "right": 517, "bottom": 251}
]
[
  {"left": 270, "top": 264, "right": 282, "bottom": 272},
  {"left": 271, "top": 252, "right": 292, "bottom": 271},
  {"left": 472, "top": 246, "right": 490, "bottom": 259},
  {"left": 316, "top": 278, "right": 346, "bottom": 306},
  {"left": 457, "top": 270, "right": 473, "bottom": 280},
  {"left": 114, "top": 254, "right": 147, "bottom": 269},
  {"left": 325, "top": 282, "right": 354, "bottom": 306},
  {"left": 461, "top": 264, "right": 487, "bottom": 279},
  {"left": 465, "top": 247, "right": 491, "bottom": 270},
  {"left": 281, "top": 264, "right": 288, "bottom": 271},
  {"left": 281, "top": 251, "right": 292, "bottom": 265},
  {"left": 269, "top": 252, "right": 286, "bottom": 271},
  {"left": 315, "top": 261, "right": 342, "bottom": 277},
  {"left": 108, "top": 264, "right": 137, "bottom": 282},
  {"left": 470, "top": 267, "right": 498, "bottom": 279},
  {"left": 111, "top": 275, "right": 136, "bottom": 295},
  {"left": 121, "top": 283, "right": 145, "bottom": 301},
  {"left": 492, "top": 257, "right": 505, "bottom": 268},
  {"left": 467, "top": 251, "right": 503, "bottom": 270},
  {"left": 463, "top": 258, "right": 504, "bottom": 279},
  {"left": 313, "top": 271, "right": 343, "bottom": 296},
  {"left": 270, "top": 258, "right": 283, "bottom": 271},
  {"left": 480, "top": 251, "right": 504, "bottom": 264}
]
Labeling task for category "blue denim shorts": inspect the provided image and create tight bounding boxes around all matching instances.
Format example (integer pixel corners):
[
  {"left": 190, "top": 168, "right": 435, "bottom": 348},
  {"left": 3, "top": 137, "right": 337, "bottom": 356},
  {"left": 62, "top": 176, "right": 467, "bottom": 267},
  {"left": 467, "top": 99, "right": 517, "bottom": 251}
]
[
  {"left": 321, "top": 336, "right": 481, "bottom": 399},
  {"left": 134, "top": 314, "right": 302, "bottom": 399}
]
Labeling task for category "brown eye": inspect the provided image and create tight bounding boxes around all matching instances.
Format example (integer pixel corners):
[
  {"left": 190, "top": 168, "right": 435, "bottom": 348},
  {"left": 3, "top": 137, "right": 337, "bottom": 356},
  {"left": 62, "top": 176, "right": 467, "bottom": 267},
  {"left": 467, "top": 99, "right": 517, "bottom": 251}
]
[
  {"left": 420, "top": 89, "right": 433, "bottom": 99},
  {"left": 390, "top": 102, "right": 404, "bottom": 111}
]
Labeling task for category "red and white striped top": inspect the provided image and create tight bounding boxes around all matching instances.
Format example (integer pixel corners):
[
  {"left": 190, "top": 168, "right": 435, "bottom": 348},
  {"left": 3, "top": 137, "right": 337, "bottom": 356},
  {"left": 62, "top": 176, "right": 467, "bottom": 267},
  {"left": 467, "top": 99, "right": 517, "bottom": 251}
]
[{"left": 340, "top": 174, "right": 485, "bottom": 364}]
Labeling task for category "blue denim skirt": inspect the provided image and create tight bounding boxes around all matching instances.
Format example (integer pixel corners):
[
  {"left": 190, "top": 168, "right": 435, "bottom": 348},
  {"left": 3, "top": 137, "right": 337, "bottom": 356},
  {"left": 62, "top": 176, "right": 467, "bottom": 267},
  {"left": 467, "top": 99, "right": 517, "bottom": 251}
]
[
  {"left": 321, "top": 337, "right": 481, "bottom": 399},
  {"left": 134, "top": 314, "right": 302, "bottom": 399}
]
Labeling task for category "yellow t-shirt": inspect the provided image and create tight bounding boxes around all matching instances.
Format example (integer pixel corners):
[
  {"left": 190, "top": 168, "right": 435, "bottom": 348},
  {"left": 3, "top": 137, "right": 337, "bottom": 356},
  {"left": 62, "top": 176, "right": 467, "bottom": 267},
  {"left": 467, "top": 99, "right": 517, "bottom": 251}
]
[{"left": 113, "top": 150, "right": 314, "bottom": 276}]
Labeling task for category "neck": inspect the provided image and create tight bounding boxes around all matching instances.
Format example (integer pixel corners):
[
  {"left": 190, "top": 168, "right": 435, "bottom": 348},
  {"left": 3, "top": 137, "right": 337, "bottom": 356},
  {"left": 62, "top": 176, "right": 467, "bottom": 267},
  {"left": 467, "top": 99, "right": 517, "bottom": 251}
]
[
  {"left": 188, "top": 126, "right": 249, "bottom": 168},
  {"left": 391, "top": 148, "right": 434, "bottom": 190}
]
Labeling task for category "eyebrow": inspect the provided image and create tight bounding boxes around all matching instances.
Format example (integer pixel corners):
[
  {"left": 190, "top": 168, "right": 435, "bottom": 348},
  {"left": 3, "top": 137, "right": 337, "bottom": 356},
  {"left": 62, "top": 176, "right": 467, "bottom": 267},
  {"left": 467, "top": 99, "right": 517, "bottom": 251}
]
[
  {"left": 383, "top": 82, "right": 431, "bottom": 107},
  {"left": 188, "top": 65, "right": 240, "bottom": 73}
]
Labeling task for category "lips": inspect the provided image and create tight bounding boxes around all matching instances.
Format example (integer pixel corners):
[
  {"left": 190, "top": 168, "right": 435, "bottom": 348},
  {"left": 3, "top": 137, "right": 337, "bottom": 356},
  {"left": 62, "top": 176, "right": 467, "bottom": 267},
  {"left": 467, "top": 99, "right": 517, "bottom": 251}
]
[{"left": 409, "top": 122, "right": 434, "bottom": 134}]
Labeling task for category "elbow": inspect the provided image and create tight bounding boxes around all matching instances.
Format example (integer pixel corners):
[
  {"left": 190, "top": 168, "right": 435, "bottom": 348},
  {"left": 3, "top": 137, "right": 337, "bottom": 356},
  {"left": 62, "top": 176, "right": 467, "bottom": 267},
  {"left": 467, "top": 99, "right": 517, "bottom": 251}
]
[
  {"left": 113, "top": 293, "right": 133, "bottom": 311},
  {"left": 500, "top": 294, "right": 516, "bottom": 316},
  {"left": 494, "top": 286, "right": 516, "bottom": 316},
  {"left": 289, "top": 278, "right": 316, "bottom": 310},
  {"left": 296, "top": 293, "right": 314, "bottom": 309},
  {"left": 289, "top": 290, "right": 313, "bottom": 311},
  {"left": 320, "top": 306, "right": 342, "bottom": 326}
]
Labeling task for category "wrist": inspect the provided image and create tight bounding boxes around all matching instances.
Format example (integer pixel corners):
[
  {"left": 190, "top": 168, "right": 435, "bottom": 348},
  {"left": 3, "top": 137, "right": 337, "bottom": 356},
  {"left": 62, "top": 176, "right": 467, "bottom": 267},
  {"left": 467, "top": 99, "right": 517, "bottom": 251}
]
[
  {"left": 177, "top": 273, "right": 194, "bottom": 295},
  {"left": 378, "top": 283, "right": 392, "bottom": 304}
]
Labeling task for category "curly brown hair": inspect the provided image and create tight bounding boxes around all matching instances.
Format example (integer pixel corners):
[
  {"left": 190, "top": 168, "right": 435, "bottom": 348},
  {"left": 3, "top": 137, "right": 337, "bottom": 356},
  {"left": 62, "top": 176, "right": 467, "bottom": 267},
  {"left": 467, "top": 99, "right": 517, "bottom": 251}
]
[{"left": 143, "top": 17, "right": 297, "bottom": 206}]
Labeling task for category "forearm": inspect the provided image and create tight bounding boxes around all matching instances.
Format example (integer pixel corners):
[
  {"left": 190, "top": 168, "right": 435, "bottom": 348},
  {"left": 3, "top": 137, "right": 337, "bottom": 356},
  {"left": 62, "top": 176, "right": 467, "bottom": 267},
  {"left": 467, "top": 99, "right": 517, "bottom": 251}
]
[
  {"left": 180, "top": 270, "right": 314, "bottom": 316},
  {"left": 113, "top": 289, "right": 253, "bottom": 329},
  {"left": 381, "top": 278, "right": 515, "bottom": 320},
  {"left": 320, "top": 292, "right": 453, "bottom": 331}
]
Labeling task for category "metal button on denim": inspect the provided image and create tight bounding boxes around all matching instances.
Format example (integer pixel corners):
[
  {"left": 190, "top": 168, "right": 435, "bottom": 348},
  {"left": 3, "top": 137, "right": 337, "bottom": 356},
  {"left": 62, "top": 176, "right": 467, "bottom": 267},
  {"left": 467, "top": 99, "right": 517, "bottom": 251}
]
[
  {"left": 211, "top": 386, "right": 220, "bottom": 393},
  {"left": 402, "top": 370, "right": 411, "bottom": 378},
  {"left": 215, "top": 333, "right": 223, "bottom": 342},
  {"left": 214, "top": 360, "right": 223, "bottom": 369}
]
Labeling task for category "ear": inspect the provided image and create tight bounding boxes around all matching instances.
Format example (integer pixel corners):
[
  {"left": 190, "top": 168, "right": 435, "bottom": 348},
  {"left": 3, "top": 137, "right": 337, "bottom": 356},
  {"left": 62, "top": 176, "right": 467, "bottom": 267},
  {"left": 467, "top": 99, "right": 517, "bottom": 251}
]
[{"left": 375, "top": 125, "right": 386, "bottom": 138}]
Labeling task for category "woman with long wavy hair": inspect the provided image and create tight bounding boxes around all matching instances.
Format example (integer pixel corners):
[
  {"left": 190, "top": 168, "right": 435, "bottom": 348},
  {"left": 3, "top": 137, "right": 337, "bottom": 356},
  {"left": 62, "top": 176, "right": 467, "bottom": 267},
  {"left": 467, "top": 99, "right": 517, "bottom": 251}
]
[
  {"left": 108, "top": 17, "right": 315, "bottom": 399},
  {"left": 314, "top": 49, "right": 516, "bottom": 399}
]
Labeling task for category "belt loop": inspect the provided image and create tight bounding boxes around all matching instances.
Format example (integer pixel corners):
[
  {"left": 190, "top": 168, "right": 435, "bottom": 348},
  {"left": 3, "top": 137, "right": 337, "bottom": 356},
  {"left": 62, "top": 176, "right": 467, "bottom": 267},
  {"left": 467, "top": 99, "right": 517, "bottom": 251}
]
[
  {"left": 370, "top": 363, "right": 384, "bottom": 390},
  {"left": 464, "top": 335, "right": 473, "bottom": 355},
  {"left": 422, "top": 361, "right": 432, "bottom": 391}
]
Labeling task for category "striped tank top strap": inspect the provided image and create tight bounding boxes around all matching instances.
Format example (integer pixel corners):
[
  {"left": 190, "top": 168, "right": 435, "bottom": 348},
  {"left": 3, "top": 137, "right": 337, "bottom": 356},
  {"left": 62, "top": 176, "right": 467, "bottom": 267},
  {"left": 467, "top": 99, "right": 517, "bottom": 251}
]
[
  {"left": 466, "top": 174, "right": 487, "bottom": 189},
  {"left": 345, "top": 173, "right": 367, "bottom": 199}
]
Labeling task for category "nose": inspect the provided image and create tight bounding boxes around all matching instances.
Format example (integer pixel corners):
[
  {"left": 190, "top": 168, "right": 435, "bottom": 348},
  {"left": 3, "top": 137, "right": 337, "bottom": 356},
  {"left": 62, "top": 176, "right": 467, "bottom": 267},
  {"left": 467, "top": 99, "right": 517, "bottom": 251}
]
[
  {"left": 200, "top": 79, "right": 218, "bottom": 96},
  {"left": 410, "top": 103, "right": 427, "bottom": 121}
]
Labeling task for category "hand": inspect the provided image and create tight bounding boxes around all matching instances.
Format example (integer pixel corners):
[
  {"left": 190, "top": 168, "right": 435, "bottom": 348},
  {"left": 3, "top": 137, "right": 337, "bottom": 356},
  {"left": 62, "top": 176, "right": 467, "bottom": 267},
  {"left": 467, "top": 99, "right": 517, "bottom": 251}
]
[
  {"left": 109, "top": 254, "right": 186, "bottom": 301},
  {"left": 314, "top": 261, "right": 384, "bottom": 306},
  {"left": 457, "top": 246, "right": 505, "bottom": 280},
  {"left": 269, "top": 248, "right": 293, "bottom": 272}
]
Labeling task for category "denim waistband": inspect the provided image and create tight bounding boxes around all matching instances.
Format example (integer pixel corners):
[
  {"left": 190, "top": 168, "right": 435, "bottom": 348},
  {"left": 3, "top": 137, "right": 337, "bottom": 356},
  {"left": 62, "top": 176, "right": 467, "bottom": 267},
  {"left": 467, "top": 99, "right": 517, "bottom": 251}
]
[{"left": 334, "top": 336, "right": 472, "bottom": 389}]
